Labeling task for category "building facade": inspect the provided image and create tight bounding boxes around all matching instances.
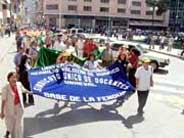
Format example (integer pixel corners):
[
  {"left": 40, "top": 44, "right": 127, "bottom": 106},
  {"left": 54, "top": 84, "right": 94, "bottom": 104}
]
[
  {"left": 41, "top": 0, "right": 169, "bottom": 30},
  {"left": 169, "top": 0, "right": 184, "bottom": 32},
  {"left": 24, "top": 0, "right": 37, "bottom": 24}
]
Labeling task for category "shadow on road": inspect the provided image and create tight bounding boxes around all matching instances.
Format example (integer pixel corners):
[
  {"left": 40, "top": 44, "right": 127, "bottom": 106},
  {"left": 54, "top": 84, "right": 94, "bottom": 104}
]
[
  {"left": 35, "top": 102, "right": 68, "bottom": 117},
  {"left": 155, "top": 69, "right": 169, "bottom": 75},
  {"left": 181, "top": 109, "right": 184, "bottom": 115},
  {"left": 24, "top": 102, "right": 145, "bottom": 137},
  {"left": 123, "top": 114, "right": 144, "bottom": 129}
]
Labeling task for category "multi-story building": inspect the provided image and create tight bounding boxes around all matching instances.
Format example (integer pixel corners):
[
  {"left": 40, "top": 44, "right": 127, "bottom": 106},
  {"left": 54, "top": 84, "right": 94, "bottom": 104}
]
[
  {"left": 0, "top": 0, "right": 4, "bottom": 24},
  {"left": 35, "top": 0, "right": 45, "bottom": 26},
  {"left": 41, "top": 0, "right": 169, "bottom": 30},
  {"left": 11, "top": 0, "right": 25, "bottom": 27},
  {"left": 24, "top": 0, "right": 37, "bottom": 24},
  {"left": 1, "top": 0, "right": 11, "bottom": 24},
  {"left": 169, "top": 0, "right": 184, "bottom": 32}
]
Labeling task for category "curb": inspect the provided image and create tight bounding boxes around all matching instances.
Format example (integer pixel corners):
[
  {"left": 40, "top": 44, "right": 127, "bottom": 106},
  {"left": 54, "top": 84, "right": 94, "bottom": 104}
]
[{"left": 147, "top": 48, "right": 181, "bottom": 58}]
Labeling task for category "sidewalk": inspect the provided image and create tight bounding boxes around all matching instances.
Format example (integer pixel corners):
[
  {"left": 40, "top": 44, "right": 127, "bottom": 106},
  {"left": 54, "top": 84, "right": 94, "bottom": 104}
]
[
  {"left": 0, "top": 35, "right": 15, "bottom": 62},
  {"left": 140, "top": 43, "right": 182, "bottom": 58}
]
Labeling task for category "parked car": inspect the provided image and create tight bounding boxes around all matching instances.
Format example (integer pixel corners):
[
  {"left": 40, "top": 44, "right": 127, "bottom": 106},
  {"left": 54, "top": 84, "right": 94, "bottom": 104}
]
[{"left": 110, "top": 40, "right": 170, "bottom": 71}]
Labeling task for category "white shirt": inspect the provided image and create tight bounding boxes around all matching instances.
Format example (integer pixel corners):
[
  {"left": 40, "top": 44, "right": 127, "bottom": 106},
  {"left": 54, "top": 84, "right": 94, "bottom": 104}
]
[
  {"left": 84, "top": 60, "right": 100, "bottom": 70},
  {"left": 135, "top": 66, "right": 153, "bottom": 91},
  {"left": 53, "top": 40, "right": 67, "bottom": 51}
]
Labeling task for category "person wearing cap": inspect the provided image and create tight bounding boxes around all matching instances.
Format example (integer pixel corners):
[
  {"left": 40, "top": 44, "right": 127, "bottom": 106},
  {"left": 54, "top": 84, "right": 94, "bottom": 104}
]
[
  {"left": 135, "top": 58, "right": 154, "bottom": 115},
  {"left": 56, "top": 51, "right": 70, "bottom": 64}
]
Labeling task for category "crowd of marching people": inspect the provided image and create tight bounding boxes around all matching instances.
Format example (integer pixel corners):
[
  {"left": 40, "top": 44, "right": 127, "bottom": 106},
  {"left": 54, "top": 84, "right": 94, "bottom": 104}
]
[
  {"left": 13, "top": 27, "right": 154, "bottom": 108},
  {"left": 0, "top": 27, "right": 154, "bottom": 138}
]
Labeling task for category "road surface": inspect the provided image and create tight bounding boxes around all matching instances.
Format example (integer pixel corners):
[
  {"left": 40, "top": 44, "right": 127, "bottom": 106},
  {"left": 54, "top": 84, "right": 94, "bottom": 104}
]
[{"left": 0, "top": 37, "right": 184, "bottom": 138}]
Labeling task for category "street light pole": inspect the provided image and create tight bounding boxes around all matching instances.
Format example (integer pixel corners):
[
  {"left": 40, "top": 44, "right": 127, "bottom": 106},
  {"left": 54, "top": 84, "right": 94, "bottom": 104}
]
[
  {"left": 175, "top": 0, "right": 180, "bottom": 32},
  {"left": 58, "top": 0, "right": 61, "bottom": 29}
]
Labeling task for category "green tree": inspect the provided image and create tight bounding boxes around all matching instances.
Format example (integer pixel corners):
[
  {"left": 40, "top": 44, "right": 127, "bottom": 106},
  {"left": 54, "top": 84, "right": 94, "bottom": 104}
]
[{"left": 146, "top": 0, "right": 170, "bottom": 16}]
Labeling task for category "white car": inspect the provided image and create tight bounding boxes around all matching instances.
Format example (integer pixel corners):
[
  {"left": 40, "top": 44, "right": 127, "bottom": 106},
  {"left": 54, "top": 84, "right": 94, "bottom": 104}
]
[{"left": 110, "top": 40, "right": 170, "bottom": 71}]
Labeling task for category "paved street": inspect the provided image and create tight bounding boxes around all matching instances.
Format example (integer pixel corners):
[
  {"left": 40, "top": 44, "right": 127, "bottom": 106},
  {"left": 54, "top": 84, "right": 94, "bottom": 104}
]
[{"left": 0, "top": 37, "right": 184, "bottom": 138}]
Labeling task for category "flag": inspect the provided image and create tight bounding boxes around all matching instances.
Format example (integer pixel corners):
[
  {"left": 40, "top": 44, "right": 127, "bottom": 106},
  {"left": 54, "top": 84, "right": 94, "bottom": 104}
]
[{"left": 35, "top": 47, "right": 105, "bottom": 67}]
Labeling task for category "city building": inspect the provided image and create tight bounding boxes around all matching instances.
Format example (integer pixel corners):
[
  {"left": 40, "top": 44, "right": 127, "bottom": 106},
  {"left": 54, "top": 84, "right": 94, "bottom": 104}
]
[
  {"left": 169, "top": 0, "right": 184, "bottom": 32},
  {"left": 24, "top": 0, "right": 37, "bottom": 24},
  {"left": 35, "top": 0, "right": 45, "bottom": 26},
  {"left": 40, "top": 0, "right": 169, "bottom": 31},
  {"left": 0, "top": 0, "right": 4, "bottom": 24},
  {"left": 1, "top": 0, "right": 11, "bottom": 24},
  {"left": 10, "top": 0, "right": 25, "bottom": 27}
]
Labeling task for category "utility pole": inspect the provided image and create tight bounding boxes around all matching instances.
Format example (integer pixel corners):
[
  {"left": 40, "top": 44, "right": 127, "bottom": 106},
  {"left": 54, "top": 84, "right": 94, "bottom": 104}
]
[
  {"left": 175, "top": 0, "right": 180, "bottom": 32},
  {"left": 58, "top": 0, "right": 61, "bottom": 29}
]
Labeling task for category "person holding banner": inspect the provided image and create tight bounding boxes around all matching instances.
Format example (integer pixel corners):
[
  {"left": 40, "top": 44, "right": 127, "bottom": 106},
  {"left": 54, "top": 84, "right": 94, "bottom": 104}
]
[
  {"left": 83, "top": 54, "right": 102, "bottom": 70},
  {"left": 135, "top": 58, "right": 154, "bottom": 116},
  {"left": 114, "top": 52, "right": 129, "bottom": 106},
  {"left": 17, "top": 55, "right": 34, "bottom": 105},
  {"left": 128, "top": 48, "right": 140, "bottom": 89},
  {"left": 0, "top": 72, "right": 31, "bottom": 138}
]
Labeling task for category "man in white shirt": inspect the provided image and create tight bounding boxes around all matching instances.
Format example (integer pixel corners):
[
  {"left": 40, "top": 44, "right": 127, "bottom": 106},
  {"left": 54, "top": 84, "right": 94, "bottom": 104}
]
[
  {"left": 76, "top": 38, "right": 84, "bottom": 57},
  {"left": 135, "top": 58, "right": 154, "bottom": 115},
  {"left": 53, "top": 35, "right": 67, "bottom": 51}
]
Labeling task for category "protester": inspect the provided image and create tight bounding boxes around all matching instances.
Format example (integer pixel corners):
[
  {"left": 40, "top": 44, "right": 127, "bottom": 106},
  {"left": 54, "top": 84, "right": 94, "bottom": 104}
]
[
  {"left": 76, "top": 37, "right": 84, "bottom": 57},
  {"left": 54, "top": 35, "right": 67, "bottom": 51},
  {"left": 45, "top": 32, "right": 52, "bottom": 48},
  {"left": 83, "top": 39, "right": 97, "bottom": 58},
  {"left": 0, "top": 72, "right": 30, "bottom": 138},
  {"left": 83, "top": 54, "right": 101, "bottom": 70},
  {"left": 135, "top": 58, "right": 154, "bottom": 115},
  {"left": 128, "top": 48, "right": 140, "bottom": 89},
  {"left": 17, "top": 55, "right": 34, "bottom": 105},
  {"left": 28, "top": 40, "right": 39, "bottom": 66},
  {"left": 102, "top": 43, "right": 113, "bottom": 67},
  {"left": 114, "top": 52, "right": 128, "bottom": 106},
  {"left": 14, "top": 45, "right": 26, "bottom": 67}
]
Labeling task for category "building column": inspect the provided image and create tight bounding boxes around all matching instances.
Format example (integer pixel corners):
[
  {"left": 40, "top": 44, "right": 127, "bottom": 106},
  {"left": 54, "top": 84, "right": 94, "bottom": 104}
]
[
  {"left": 78, "top": 18, "right": 81, "bottom": 28},
  {"left": 60, "top": 16, "right": 65, "bottom": 28},
  {"left": 92, "top": 18, "right": 96, "bottom": 31}
]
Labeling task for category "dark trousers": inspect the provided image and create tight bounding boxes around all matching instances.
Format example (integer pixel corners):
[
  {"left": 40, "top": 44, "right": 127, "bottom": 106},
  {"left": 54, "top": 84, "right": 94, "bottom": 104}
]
[
  {"left": 137, "top": 90, "right": 149, "bottom": 113},
  {"left": 23, "top": 93, "right": 34, "bottom": 104},
  {"left": 128, "top": 68, "right": 136, "bottom": 88}
]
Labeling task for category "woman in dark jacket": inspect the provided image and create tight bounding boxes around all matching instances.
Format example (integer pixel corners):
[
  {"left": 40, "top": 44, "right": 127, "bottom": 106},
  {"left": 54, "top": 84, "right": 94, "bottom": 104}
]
[
  {"left": 114, "top": 52, "right": 128, "bottom": 106},
  {"left": 18, "top": 55, "right": 34, "bottom": 105}
]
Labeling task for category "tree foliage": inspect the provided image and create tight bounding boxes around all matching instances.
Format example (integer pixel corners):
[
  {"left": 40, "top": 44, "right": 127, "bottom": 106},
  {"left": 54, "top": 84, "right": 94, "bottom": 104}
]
[{"left": 146, "top": 0, "right": 170, "bottom": 15}]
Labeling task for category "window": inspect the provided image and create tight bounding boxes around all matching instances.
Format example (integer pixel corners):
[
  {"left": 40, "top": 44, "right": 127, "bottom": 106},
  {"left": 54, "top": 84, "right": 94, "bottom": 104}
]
[
  {"left": 84, "top": 0, "right": 92, "bottom": 2},
  {"left": 117, "top": 8, "right": 126, "bottom": 13},
  {"left": 146, "top": 11, "right": 153, "bottom": 15},
  {"left": 131, "top": 10, "right": 141, "bottom": 15},
  {"left": 100, "top": 7, "right": 109, "bottom": 12},
  {"left": 118, "top": 0, "right": 126, "bottom": 4},
  {"left": 46, "top": 4, "right": 58, "bottom": 10},
  {"left": 101, "top": 0, "right": 109, "bottom": 3},
  {"left": 68, "top": 5, "right": 77, "bottom": 11},
  {"left": 132, "top": 1, "right": 141, "bottom": 6},
  {"left": 83, "top": 6, "right": 92, "bottom": 11}
]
